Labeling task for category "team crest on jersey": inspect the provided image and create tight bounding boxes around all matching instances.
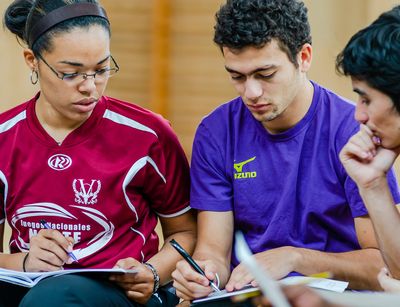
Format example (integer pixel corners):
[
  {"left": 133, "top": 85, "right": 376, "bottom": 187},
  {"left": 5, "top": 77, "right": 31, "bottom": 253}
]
[
  {"left": 73, "top": 179, "right": 101, "bottom": 205},
  {"left": 48, "top": 154, "right": 72, "bottom": 171}
]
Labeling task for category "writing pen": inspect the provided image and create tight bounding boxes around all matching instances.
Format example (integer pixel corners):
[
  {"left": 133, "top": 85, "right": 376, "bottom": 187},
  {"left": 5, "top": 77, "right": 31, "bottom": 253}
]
[
  {"left": 39, "top": 219, "right": 79, "bottom": 263},
  {"left": 169, "top": 239, "right": 220, "bottom": 292}
]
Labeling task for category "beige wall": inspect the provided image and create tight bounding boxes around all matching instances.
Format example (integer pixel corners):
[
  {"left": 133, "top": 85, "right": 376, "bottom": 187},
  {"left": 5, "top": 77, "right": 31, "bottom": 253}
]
[
  {"left": 2, "top": 0, "right": 398, "bottom": 154},
  {"left": 1, "top": 1, "right": 399, "bottom": 152},
  {"left": 0, "top": 1, "right": 37, "bottom": 108},
  {"left": 1, "top": 1, "right": 400, "bottom": 250},
  {"left": 305, "top": 0, "right": 398, "bottom": 100}
]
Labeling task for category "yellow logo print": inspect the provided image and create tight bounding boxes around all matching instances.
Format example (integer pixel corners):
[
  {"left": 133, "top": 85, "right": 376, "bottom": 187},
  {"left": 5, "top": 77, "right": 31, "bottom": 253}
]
[{"left": 234, "top": 156, "right": 257, "bottom": 179}]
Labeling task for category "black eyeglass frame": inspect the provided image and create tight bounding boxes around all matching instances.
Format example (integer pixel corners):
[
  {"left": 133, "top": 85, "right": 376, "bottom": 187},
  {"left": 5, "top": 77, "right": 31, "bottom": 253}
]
[{"left": 37, "top": 54, "right": 120, "bottom": 82}]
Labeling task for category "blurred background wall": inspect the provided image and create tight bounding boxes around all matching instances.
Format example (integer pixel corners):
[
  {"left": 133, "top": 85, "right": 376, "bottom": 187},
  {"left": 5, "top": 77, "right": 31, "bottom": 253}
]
[
  {"left": 1, "top": 0, "right": 399, "bottom": 158},
  {"left": 1, "top": 0, "right": 399, "bottom": 250}
]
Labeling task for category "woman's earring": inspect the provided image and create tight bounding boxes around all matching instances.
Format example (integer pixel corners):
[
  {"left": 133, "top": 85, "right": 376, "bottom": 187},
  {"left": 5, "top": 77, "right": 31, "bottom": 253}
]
[{"left": 30, "top": 70, "right": 38, "bottom": 85}]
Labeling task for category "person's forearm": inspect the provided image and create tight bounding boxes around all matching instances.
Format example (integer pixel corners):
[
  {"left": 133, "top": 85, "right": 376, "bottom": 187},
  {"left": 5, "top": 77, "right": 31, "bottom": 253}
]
[
  {"left": 149, "top": 229, "right": 196, "bottom": 286},
  {"left": 193, "top": 210, "right": 234, "bottom": 288},
  {"left": 0, "top": 252, "right": 28, "bottom": 271},
  {"left": 358, "top": 177, "right": 400, "bottom": 279},
  {"left": 293, "top": 247, "right": 384, "bottom": 290}
]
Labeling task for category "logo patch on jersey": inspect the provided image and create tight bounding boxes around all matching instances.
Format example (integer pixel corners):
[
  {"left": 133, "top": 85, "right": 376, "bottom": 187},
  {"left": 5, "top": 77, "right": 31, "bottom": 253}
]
[
  {"left": 73, "top": 179, "right": 101, "bottom": 205},
  {"left": 48, "top": 154, "right": 72, "bottom": 171},
  {"left": 12, "top": 203, "right": 114, "bottom": 260},
  {"left": 234, "top": 156, "right": 257, "bottom": 180}
]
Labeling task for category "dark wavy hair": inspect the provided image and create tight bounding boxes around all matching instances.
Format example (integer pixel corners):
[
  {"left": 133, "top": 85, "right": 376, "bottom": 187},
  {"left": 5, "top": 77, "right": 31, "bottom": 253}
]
[
  {"left": 336, "top": 5, "right": 400, "bottom": 113},
  {"left": 213, "top": 0, "right": 312, "bottom": 67},
  {"left": 3, "top": 0, "right": 110, "bottom": 56}
]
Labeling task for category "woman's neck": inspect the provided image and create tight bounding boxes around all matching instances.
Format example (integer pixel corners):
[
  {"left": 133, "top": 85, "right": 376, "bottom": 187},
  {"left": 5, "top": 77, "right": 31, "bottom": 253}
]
[{"left": 35, "top": 97, "right": 85, "bottom": 144}]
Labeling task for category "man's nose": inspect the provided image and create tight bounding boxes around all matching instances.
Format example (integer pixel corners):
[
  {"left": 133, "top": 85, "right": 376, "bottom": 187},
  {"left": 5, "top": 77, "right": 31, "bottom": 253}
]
[
  {"left": 355, "top": 102, "right": 369, "bottom": 124},
  {"left": 244, "top": 79, "right": 263, "bottom": 102}
]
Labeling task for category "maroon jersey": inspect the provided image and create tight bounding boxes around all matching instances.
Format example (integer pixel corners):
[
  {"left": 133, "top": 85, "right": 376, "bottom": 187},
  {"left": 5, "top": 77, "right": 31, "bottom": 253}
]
[{"left": 0, "top": 94, "right": 190, "bottom": 268}]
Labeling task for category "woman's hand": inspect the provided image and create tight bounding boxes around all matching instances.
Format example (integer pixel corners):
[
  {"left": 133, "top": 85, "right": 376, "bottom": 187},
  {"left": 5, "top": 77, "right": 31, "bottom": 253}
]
[
  {"left": 110, "top": 257, "right": 155, "bottom": 304},
  {"left": 25, "top": 228, "right": 75, "bottom": 272}
]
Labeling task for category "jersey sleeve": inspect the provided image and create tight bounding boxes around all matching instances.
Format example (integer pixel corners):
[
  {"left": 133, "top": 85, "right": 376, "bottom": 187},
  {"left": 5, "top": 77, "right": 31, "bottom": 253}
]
[
  {"left": 141, "top": 119, "right": 191, "bottom": 217},
  {"left": 190, "top": 122, "right": 233, "bottom": 211}
]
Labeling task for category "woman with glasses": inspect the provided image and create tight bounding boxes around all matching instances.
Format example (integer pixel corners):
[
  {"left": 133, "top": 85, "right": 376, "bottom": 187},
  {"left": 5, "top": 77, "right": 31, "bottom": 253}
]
[{"left": 1, "top": 0, "right": 196, "bottom": 306}]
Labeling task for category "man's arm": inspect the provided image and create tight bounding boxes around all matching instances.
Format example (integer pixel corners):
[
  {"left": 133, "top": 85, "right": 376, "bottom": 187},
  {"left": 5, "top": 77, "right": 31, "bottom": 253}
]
[
  {"left": 291, "top": 215, "right": 384, "bottom": 290},
  {"left": 338, "top": 124, "right": 400, "bottom": 279},
  {"left": 172, "top": 210, "right": 234, "bottom": 300},
  {"left": 227, "top": 215, "right": 384, "bottom": 291},
  {"left": 194, "top": 210, "right": 234, "bottom": 285},
  {"left": 359, "top": 180, "right": 400, "bottom": 278}
]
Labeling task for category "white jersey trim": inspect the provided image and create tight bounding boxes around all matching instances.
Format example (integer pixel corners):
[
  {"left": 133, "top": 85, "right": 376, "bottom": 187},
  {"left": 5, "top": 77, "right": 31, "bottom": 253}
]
[
  {"left": 123, "top": 156, "right": 166, "bottom": 222},
  {"left": 103, "top": 109, "right": 158, "bottom": 137},
  {"left": 0, "top": 218, "right": 4, "bottom": 224},
  {"left": 0, "top": 111, "right": 26, "bottom": 134},
  {"left": 0, "top": 170, "right": 9, "bottom": 209},
  {"left": 157, "top": 205, "right": 192, "bottom": 218}
]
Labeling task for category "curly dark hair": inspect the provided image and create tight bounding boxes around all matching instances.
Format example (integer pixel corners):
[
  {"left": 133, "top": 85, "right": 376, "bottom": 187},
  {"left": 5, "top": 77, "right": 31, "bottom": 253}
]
[
  {"left": 336, "top": 5, "right": 400, "bottom": 113},
  {"left": 214, "top": 0, "right": 312, "bottom": 67}
]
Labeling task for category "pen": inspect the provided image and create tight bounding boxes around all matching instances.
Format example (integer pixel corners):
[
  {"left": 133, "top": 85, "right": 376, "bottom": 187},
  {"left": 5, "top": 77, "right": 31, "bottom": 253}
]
[
  {"left": 169, "top": 239, "right": 220, "bottom": 292},
  {"left": 39, "top": 219, "right": 79, "bottom": 263}
]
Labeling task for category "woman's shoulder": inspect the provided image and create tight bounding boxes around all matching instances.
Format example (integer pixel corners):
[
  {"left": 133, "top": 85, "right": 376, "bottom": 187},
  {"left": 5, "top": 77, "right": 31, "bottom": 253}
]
[
  {"left": 102, "top": 96, "right": 174, "bottom": 138},
  {"left": 0, "top": 97, "right": 34, "bottom": 125}
]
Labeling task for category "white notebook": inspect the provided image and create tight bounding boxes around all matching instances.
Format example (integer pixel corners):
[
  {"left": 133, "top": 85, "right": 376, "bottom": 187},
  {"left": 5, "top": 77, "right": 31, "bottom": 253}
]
[{"left": 0, "top": 267, "right": 137, "bottom": 288}]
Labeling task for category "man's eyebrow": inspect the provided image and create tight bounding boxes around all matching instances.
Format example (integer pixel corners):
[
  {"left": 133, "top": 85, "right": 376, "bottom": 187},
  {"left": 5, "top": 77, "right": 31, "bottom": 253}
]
[
  {"left": 58, "top": 55, "right": 110, "bottom": 67},
  {"left": 353, "top": 88, "right": 367, "bottom": 96},
  {"left": 224, "top": 65, "right": 277, "bottom": 75}
]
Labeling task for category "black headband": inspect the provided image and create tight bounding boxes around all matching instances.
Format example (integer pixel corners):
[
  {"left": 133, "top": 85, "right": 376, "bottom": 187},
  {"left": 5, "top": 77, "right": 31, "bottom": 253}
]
[{"left": 28, "top": 2, "right": 109, "bottom": 47}]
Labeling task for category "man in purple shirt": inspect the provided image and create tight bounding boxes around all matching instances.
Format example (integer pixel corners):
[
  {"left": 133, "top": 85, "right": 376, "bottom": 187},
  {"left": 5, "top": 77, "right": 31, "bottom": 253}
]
[{"left": 172, "top": 0, "right": 400, "bottom": 300}]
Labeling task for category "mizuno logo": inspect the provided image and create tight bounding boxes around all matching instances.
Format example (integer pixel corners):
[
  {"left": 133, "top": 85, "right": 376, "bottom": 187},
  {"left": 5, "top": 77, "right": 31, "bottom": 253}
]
[
  {"left": 234, "top": 156, "right": 257, "bottom": 180},
  {"left": 234, "top": 157, "right": 256, "bottom": 172}
]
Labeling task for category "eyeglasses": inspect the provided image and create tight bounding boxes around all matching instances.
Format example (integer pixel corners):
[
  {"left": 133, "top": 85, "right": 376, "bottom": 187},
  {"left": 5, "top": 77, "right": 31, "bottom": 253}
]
[{"left": 37, "top": 54, "right": 119, "bottom": 84}]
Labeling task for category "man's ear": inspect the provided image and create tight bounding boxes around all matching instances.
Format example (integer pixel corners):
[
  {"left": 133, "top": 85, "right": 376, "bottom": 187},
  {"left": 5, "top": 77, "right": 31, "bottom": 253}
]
[
  {"left": 298, "top": 43, "right": 312, "bottom": 73},
  {"left": 23, "top": 49, "right": 38, "bottom": 71}
]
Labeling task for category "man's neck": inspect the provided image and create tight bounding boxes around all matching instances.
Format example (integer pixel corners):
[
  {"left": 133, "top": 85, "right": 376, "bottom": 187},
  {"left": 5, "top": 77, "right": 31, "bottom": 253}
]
[{"left": 263, "top": 79, "right": 314, "bottom": 134}]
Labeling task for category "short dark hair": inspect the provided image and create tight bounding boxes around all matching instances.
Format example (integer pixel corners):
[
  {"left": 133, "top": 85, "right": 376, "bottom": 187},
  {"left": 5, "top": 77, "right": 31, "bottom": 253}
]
[
  {"left": 3, "top": 0, "right": 110, "bottom": 56},
  {"left": 336, "top": 5, "right": 400, "bottom": 113},
  {"left": 213, "top": 0, "right": 312, "bottom": 67}
]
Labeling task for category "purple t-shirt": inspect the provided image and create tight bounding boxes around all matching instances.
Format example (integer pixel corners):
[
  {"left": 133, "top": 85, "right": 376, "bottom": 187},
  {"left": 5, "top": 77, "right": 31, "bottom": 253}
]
[{"left": 190, "top": 81, "right": 400, "bottom": 268}]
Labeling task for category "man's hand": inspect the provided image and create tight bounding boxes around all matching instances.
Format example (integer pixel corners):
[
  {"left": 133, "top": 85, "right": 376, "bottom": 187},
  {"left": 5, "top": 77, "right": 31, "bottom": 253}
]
[
  {"left": 339, "top": 124, "right": 399, "bottom": 188},
  {"left": 226, "top": 246, "right": 300, "bottom": 291},
  {"left": 172, "top": 258, "right": 219, "bottom": 301},
  {"left": 109, "top": 258, "right": 155, "bottom": 304}
]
